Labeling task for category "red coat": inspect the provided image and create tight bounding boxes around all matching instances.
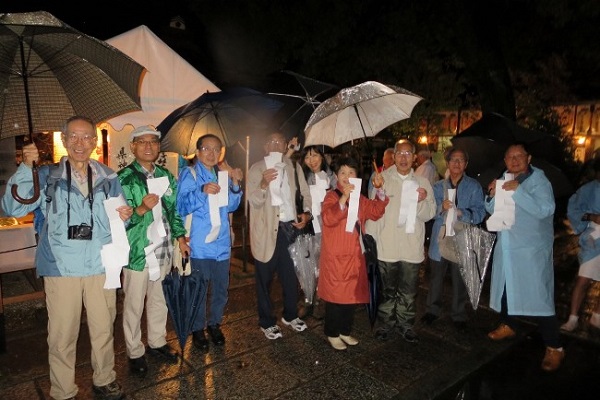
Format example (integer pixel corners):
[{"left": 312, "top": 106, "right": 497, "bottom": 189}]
[{"left": 317, "top": 189, "right": 389, "bottom": 304}]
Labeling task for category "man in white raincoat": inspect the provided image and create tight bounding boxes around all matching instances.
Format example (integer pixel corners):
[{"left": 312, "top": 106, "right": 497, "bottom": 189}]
[{"left": 485, "top": 143, "right": 564, "bottom": 372}]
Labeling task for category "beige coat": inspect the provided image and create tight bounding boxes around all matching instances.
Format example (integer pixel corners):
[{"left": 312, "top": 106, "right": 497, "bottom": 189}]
[
  {"left": 247, "top": 157, "right": 311, "bottom": 263},
  {"left": 366, "top": 168, "right": 435, "bottom": 263}
]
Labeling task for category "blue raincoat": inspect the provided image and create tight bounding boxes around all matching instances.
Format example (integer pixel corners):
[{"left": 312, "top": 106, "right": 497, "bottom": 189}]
[
  {"left": 485, "top": 166, "right": 556, "bottom": 316},
  {"left": 567, "top": 179, "right": 600, "bottom": 266},
  {"left": 176, "top": 162, "right": 242, "bottom": 261}
]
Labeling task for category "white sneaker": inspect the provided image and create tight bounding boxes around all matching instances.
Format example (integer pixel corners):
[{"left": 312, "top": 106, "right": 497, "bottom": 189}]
[
  {"left": 261, "top": 325, "right": 283, "bottom": 340},
  {"left": 281, "top": 317, "right": 307, "bottom": 332}
]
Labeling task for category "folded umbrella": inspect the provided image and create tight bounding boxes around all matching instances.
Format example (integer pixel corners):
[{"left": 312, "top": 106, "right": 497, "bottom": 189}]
[
  {"left": 454, "top": 224, "right": 496, "bottom": 310},
  {"left": 288, "top": 233, "right": 321, "bottom": 305},
  {"left": 162, "top": 263, "right": 206, "bottom": 352}
]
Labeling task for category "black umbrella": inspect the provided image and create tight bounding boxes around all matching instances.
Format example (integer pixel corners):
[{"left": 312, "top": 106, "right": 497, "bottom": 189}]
[
  {"left": 451, "top": 112, "right": 573, "bottom": 197},
  {"left": 162, "top": 263, "right": 207, "bottom": 352},
  {"left": 0, "top": 11, "right": 144, "bottom": 203},
  {"left": 157, "top": 87, "right": 283, "bottom": 155},
  {"left": 267, "top": 70, "right": 338, "bottom": 141},
  {"left": 358, "top": 227, "right": 380, "bottom": 329}
]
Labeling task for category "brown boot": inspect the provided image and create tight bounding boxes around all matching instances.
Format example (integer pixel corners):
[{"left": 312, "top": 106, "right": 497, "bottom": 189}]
[
  {"left": 541, "top": 347, "right": 565, "bottom": 372},
  {"left": 487, "top": 323, "right": 516, "bottom": 341}
]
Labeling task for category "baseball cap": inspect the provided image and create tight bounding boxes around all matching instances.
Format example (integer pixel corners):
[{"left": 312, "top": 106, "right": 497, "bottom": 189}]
[{"left": 130, "top": 125, "right": 161, "bottom": 142}]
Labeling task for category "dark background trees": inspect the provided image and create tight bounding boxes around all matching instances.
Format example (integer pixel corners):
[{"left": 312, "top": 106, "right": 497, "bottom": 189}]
[{"left": 6, "top": 0, "right": 600, "bottom": 130}]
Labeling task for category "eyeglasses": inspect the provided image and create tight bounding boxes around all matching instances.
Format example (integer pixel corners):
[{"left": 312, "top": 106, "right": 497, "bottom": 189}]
[
  {"left": 395, "top": 150, "right": 413, "bottom": 157},
  {"left": 66, "top": 133, "right": 96, "bottom": 144},
  {"left": 267, "top": 139, "right": 287, "bottom": 145},
  {"left": 199, "top": 146, "right": 222, "bottom": 154},
  {"left": 449, "top": 158, "right": 466, "bottom": 163},
  {"left": 134, "top": 139, "right": 160, "bottom": 146}
]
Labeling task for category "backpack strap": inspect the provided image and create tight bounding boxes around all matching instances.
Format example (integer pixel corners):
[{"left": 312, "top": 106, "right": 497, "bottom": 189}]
[{"left": 45, "top": 163, "right": 61, "bottom": 215}]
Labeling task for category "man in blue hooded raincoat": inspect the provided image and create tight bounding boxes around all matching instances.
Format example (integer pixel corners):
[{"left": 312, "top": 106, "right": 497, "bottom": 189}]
[{"left": 484, "top": 143, "right": 564, "bottom": 372}]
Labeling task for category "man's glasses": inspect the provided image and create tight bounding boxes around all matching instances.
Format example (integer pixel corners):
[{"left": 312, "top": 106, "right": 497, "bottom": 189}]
[
  {"left": 199, "top": 146, "right": 222, "bottom": 154},
  {"left": 134, "top": 139, "right": 160, "bottom": 146},
  {"left": 267, "top": 139, "right": 287, "bottom": 145},
  {"left": 395, "top": 150, "right": 413, "bottom": 157},
  {"left": 66, "top": 134, "right": 96, "bottom": 144}
]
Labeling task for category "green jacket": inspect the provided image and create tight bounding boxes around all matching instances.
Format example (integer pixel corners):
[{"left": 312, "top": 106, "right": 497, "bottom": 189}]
[{"left": 118, "top": 161, "right": 187, "bottom": 271}]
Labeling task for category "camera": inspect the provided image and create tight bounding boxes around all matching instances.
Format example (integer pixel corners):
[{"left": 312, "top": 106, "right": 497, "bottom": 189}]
[{"left": 68, "top": 224, "right": 93, "bottom": 240}]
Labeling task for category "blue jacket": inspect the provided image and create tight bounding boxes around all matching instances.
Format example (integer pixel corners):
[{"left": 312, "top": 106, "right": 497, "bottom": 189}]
[
  {"left": 485, "top": 166, "right": 556, "bottom": 316},
  {"left": 176, "top": 162, "right": 242, "bottom": 261},
  {"left": 567, "top": 179, "right": 600, "bottom": 265},
  {"left": 2, "top": 157, "right": 126, "bottom": 277},
  {"left": 428, "top": 175, "right": 486, "bottom": 262}
]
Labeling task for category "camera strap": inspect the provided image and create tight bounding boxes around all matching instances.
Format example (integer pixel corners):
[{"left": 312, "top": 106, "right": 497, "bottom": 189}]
[{"left": 65, "top": 160, "right": 94, "bottom": 229}]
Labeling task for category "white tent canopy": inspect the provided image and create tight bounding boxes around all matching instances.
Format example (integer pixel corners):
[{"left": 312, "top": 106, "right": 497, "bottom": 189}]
[
  {"left": 104, "top": 25, "right": 219, "bottom": 130},
  {"left": 99, "top": 25, "right": 219, "bottom": 172}
]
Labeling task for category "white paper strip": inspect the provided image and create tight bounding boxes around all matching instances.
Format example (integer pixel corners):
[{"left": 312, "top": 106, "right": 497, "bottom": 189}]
[
  {"left": 145, "top": 176, "right": 170, "bottom": 280},
  {"left": 102, "top": 195, "right": 130, "bottom": 289},
  {"left": 265, "top": 152, "right": 284, "bottom": 206},
  {"left": 445, "top": 188, "right": 457, "bottom": 236},
  {"left": 486, "top": 173, "right": 516, "bottom": 232},
  {"left": 345, "top": 177, "right": 362, "bottom": 232},
  {"left": 398, "top": 180, "right": 419, "bottom": 233}
]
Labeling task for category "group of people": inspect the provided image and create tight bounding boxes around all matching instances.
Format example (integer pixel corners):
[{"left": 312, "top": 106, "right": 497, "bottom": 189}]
[
  {"left": 2, "top": 116, "right": 597, "bottom": 398},
  {"left": 1, "top": 118, "right": 243, "bottom": 400}
]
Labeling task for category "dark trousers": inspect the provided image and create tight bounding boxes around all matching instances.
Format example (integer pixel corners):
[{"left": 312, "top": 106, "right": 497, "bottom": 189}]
[
  {"left": 255, "top": 224, "right": 299, "bottom": 329},
  {"left": 499, "top": 287, "right": 561, "bottom": 348},
  {"left": 324, "top": 302, "right": 356, "bottom": 338},
  {"left": 425, "top": 258, "right": 468, "bottom": 321}
]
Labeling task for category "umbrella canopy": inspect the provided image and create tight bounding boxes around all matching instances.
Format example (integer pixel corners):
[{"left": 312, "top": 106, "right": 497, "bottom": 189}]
[
  {"left": 162, "top": 265, "right": 207, "bottom": 352},
  {"left": 451, "top": 113, "right": 573, "bottom": 197},
  {"left": 157, "top": 87, "right": 283, "bottom": 156},
  {"left": 268, "top": 70, "right": 338, "bottom": 141},
  {"left": 475, "top": 156, "right": 574, "bottom": 198},
  {"left": 304, "top": 81, "right": 423, "bottom": 148},
  {"left": 0, "top": 11, "right": 144, "bottom": 139}
]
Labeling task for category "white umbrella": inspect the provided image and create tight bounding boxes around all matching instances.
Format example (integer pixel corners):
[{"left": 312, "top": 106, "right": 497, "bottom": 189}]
[{"left": 303, "top": 81, "right": 423, "bottom": 148}]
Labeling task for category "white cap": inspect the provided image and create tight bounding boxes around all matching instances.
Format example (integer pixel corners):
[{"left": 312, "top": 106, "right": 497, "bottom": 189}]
[{"left": 130, "top": 125, "right": 161, "bottom": 142}]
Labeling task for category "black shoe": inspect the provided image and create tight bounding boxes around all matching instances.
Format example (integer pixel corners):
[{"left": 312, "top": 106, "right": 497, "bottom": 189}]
[
  {"left": 128, "top": 356, "right": 148, "bottom": 375},
  {"left": 398, "top": 326, "right": 419, "bottom": 343},
  {"left": 453, "top": 321, "right": 467, "bottom": 333},
  {"left": 375, "top": 326, "right": 391, "bottom": 341},
  {"left": 148, "top": 344, "right": 179, "bottom": 364},
  {"left": 192, "top": 329, "right": 209, "bottom": 350},
  {"left": 420, "top": 312, "right": 439, "bottom": 325},
  {"left": 92, "top": 380, "right": 125, "bottom": 400},
  {"left": 207, "top": 324, "right": 225, "bottom": 346}
]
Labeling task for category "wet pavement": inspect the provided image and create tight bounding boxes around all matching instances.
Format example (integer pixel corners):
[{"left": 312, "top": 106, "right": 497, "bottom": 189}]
[{"left": 1, "top": 220, "right": 600, "bottom": 399}]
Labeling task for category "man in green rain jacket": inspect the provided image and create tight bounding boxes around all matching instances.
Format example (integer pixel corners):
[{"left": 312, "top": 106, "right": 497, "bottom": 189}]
[{"left": 118, "top": 125, "right": 189, "bottom": 375}]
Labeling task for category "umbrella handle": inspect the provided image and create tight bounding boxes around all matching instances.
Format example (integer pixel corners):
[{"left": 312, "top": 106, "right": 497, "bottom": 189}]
[{"left": 11, "top": 162, "right": 41, "bottom": 204}]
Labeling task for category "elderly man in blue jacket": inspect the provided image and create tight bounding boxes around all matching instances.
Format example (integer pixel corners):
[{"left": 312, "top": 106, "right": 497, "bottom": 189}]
[
  {"left": 2, "top": 116, "right": 132, "bottom": 400},
  {"left": 177, "top": 133, "right": 243, "bottom": 350}
]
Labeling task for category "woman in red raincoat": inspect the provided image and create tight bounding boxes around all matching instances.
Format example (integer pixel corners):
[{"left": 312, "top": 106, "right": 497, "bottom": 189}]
[{"left": 318, "top": 156, "right": 389, "bottom": 350}]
